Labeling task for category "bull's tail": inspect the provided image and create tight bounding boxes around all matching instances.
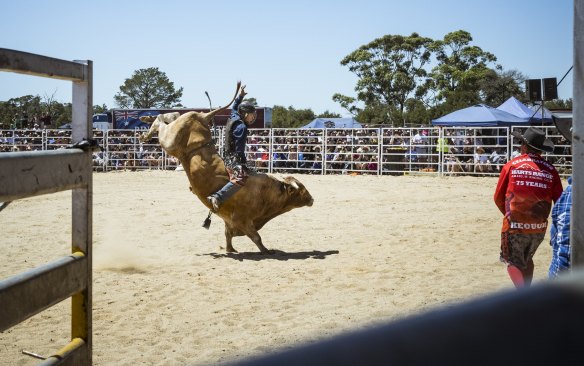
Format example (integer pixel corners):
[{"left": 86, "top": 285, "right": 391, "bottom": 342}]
[
  {"left": 202, "top": 210, "right": 212, "bottom": 229},
  {"left": 203, "top": 81, "right": 242, "bottom": 123}
]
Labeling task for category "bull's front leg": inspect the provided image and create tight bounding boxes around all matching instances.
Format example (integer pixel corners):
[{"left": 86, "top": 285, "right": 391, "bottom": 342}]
[
  {"left": 244, "top": 226, "right": 271, "bottom": 254},
  {"left": 138, "top": 116, "right": 160, "bottom": 143},
  {"left": 139, "top": 112, "right": 180, "bottom": 143}
]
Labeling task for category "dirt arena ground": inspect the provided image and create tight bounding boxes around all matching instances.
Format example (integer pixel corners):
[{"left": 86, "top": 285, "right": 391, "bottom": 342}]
[{"left": 0, "top": 171, "right": 557, "bottom": 365}]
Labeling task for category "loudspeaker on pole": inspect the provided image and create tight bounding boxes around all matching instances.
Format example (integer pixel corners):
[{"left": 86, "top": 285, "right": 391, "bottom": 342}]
[
  {"left": 526, "top": 79, "right": 542, "bottom": 101},
  {"left": 543, "top": 77, "right": 558, "bottom": 100}
]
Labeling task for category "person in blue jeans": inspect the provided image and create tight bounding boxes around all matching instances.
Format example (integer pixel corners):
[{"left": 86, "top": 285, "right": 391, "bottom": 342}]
[
  {"left": 548, "top": 176, "right": 572, "bottom": 278},
  {"left": 207, "top": 84, "right": 256, "bottom": 211},
  {"left": 549, "top": 120, "right": 573, "bottom": 278}
]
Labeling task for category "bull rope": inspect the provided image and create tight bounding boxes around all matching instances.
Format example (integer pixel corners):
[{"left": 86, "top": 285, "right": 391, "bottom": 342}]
[{"left": 203, "top": 90, "right": 217, "bottom": 229}]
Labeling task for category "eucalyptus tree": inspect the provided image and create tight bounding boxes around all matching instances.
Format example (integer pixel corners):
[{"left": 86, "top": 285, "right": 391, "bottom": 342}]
[
  {"left": 335, "top": 32, "right": 433, "bottom": 126},
  {"left": 272, "top": 105, "right": 316, "bottom": 128},
  {"left": 0, "top": 95, "right": 41, "bottom": 128},
  {"left": 114, "top": 67, "right": 183, "bottom": 109},
  {"left": 480, "top": 69, "right": 527, "bottom": 107},
  {"left": 427, "top": 30, "right": 498, "bottom": 113}
]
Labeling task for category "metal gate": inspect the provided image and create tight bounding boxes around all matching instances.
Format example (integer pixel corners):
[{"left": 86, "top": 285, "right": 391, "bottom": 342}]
[{"left": 0, "top": 48, "right": 93, "bottom": 364}]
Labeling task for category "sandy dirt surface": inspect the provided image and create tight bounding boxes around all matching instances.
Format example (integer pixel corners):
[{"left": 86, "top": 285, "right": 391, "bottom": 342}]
[{"left": 0, "top": 171, "right": 555, "bottom": 365}]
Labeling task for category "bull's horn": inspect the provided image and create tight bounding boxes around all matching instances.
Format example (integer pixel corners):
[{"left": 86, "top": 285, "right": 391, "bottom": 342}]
[{"left": 291, "top": 181, "right": 299, "bottom": 190}]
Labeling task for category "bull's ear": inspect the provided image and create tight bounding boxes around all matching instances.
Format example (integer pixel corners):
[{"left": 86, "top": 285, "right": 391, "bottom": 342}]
[{"left": 286, "top": 184, "right": 295, "bottom": 195}]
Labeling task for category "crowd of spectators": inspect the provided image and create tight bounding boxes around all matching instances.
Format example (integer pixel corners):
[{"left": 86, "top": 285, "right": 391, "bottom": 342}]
[{"left": 0, "top": 127, "right": 572, "bottom": 177}]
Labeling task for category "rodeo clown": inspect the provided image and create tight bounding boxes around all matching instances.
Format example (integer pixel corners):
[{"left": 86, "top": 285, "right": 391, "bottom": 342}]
[{"left": 207, "top": 84, "right": 256, "bottom": 211}]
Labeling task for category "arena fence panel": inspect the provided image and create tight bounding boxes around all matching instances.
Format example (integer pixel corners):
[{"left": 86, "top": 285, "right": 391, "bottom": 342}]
[
  {"left": 510, "top": 125, "right": 572, "bottom": 176},
  {"left": 0, "top": 48, "right": 93, "bottom": 364},
  {"left": 439, "top": 126, "right": 509, "bottom": 177},
  {"left": 0, "top": 126, "right": 572, "bottom": 177}
]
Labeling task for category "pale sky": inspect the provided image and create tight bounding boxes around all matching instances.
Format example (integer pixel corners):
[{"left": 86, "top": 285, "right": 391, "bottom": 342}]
[{"left": 0, "top": 0, "right": 574, "bottom": 117}]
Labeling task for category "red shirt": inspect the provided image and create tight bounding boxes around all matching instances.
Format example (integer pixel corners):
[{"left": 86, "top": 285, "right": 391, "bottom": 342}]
[{"left": 494, "top": 153, "right": 563, "bottom": 234}]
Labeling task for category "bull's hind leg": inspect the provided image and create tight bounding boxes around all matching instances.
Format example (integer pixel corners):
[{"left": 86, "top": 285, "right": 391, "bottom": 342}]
[
  {"left": 224, "top": 224, "right": 270, "bottom": 254},
  {"left": 224, "top": 225, "right": 238, "bottom": 253},
  {"left": 139, "top": 112, "right": 180, "bottom": 142}
]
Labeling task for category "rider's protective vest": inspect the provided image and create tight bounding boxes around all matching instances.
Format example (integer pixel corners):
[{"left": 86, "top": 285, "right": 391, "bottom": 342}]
[{"left": 224, "top": 118, "right": 247, "bottom": 166}]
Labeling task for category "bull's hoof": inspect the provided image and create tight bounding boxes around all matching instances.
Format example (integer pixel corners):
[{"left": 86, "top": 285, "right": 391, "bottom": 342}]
[
  {"left": 139, "top": 116, "right": 156, "bottom": 123},
  {"left": 139, "top": 133, "right": 150, "bottom": 143},
  {"left": 259, "top": 249, "right": 274, "bottom": 255}
]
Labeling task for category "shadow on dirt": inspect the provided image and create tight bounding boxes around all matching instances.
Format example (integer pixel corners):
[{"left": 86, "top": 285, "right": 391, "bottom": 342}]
[{"left": 201, "top": 249, "right": 339, "bottom": 261}]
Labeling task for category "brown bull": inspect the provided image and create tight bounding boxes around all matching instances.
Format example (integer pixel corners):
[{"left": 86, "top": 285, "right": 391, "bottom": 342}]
[{"left": 139, "top": 83, "right": 314, "bottom": 253}]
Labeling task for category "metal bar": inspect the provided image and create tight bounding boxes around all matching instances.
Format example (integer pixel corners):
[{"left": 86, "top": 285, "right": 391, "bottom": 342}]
[
  {"left": 38, "top": 338, "right": 87, "bottom": 366},
  {"left": 0, "top": 48, "right": 85, "bottom": 81},
  {"left": 71, "top": 58, "right": 93, "bottom": 364},
  {"left": 0, "top": 49, "right": 93, "bottom": 364},
  {"left": 572, "top": 0, "right": 584, "bottom": 268},
  {"left": 0, "top": 149, "right": 89, "bottom": 202},
  {"left": 0, "top": 253, "right": 87, "bottom": 331}
]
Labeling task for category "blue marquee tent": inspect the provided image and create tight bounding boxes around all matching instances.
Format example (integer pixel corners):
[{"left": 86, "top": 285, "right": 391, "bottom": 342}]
[
  {"left": 527, "top": 104, "right": 553, "bottom": 123},
  {"left": 301, "top": 118, "right": 362, "bottom": 129},
  {"left": 496, "top": 96, "right": 552, "bottom": 123},
  {"left": 431, "top": 104, "right": 529, "bottom": 127}
]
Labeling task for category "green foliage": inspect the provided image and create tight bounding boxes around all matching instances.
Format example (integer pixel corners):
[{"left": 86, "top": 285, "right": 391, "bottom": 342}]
[
  {"left": 114, "top": 67, "right": 183, "bottom": 109},
  {"left": 272, "top": 105, "right": 316, "bottom": 128},
  {"left": 0, "top": 95, "right": 41, "bottom": 128},
  {"left": 317, "top": 110, "right": 341, "bottom": 118},
  {"left": 545, "top": 98, "right": 572, "bottom": 109},
  {"left": 93, "top": 104, "right": 109, "bottom": 114},
  {"left": 335, "top": 29, "right": 520, "bottom": 125},
  {"left": 355, "top": 103, "right": 393, "bottom": 125},
  {"left": 243, "top": 97, "right": 258, "bottom": 106},
  {"left": 0, "top": 97, "right": 110, "bottom": 129},
  {"left": 332, "top": 93, "right": 359, "bottom": 116},
  {"left": 428, "top": 30, "right": 498, "bottom": 109},
  {"left": 479, "top": 69, "right": 526, "bottom": 107},
  {"left": 337, "top": 32, "right": 434, "bottom": 126}
]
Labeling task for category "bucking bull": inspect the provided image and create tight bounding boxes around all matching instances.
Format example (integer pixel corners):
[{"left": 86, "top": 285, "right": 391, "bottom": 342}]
[{"left": 139, "top": 82, "right": 314, "bottom": 254}]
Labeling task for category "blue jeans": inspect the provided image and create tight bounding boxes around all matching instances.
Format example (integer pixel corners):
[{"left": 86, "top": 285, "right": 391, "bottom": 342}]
[{"left": 213, "top": 182, "right": 241, "bottom": 204}]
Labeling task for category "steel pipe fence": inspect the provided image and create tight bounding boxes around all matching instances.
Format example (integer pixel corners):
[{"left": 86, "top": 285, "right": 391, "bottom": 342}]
[
  {"left": 0, "top": 126, "right": 573, "bottom": 177},
  {"left": 0, "top": 48, "right": 93, "bottom": 365}
]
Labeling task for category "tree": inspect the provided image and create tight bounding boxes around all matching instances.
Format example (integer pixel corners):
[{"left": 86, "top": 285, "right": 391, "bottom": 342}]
[
  {"left": 51, "top": 102, "right": 72, "bottom": 127},
  {"left": 39, "top": 91, "right": 62, "bottom": 127},
  {"left": 336, "top": 33, "right": 433, "bottom": 126},
  {"left": 93, "top": 104, "right": 109, "bottom": 114},
  {"left": 427, "top": 30, "right": 498, "bottom": 113},
  {"left": 0, "top": 99, "right": 19, "bottom": 129},
  {"left": 332, "top": 93, "right": 359, "bottom": 116},
  {"left": 272, "top": 105, "right": 316, "bottom": 128},
  {"left": 114, "top": 67, "right": 183, "bottom": 109},
  {"left": 545, "top": 98, "right": 572, "bottom": 109},
  {"left": 479, "top": 69, "right": 526, "bottom": 107},
  {"left": 317, "top": 110, "right": 341, "bottom": 118},
  {"left": 243, "top": 97, "right": 258, "bottom": 106},
  {"left": 3, "top": 95, "right": 42, "bottom": 128}
]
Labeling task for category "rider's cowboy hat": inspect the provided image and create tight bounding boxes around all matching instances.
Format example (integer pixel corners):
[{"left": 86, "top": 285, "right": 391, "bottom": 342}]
[{"left": 512, "top": 126, "right": 554, "bottom": 153}]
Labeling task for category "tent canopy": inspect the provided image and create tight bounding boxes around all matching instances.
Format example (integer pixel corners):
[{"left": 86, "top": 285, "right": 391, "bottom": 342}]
[
  {"left": 496, "top": 96, "right": 552, "bottom": 123},
  {"left": 527, "top": 103, "right": 553, "bottom": 123},
  {"left": 431, "top": 104, "right": 529, "bottom": 127},
  {"left": 301, "top": 118, "right": 362, "bottom": 129}
]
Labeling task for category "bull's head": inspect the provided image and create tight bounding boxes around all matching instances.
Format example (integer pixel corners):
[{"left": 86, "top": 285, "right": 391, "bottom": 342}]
[{"left": 283, "top": 176, "right": 314, "bottom": 208}]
